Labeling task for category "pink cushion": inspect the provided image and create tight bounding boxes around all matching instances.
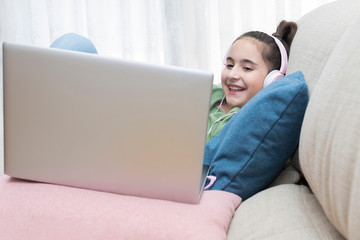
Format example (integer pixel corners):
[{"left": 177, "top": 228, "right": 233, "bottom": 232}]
[{"left": 0, "top": 175, "right": 241, "bottom": 239}]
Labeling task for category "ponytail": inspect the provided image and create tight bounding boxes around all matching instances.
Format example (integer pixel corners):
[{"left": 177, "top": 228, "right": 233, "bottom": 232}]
[{"left": 272, "top": 20, "right": 298, "bottom": 56}]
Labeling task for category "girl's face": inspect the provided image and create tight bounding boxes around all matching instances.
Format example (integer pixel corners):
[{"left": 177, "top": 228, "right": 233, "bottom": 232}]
[{"left": 221, "top": 37, "right": 269, "bottom": 110}]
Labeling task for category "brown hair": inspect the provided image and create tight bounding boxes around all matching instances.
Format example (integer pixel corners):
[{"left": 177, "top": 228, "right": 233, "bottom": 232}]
[{"left": 235, "top": 20, "right": 298, "bottom": 71}]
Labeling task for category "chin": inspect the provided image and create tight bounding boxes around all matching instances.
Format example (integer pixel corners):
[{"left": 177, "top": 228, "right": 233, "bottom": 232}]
[
  {"left": 226, "top": 92, "right": 248, "bottom": 107},
  {"left": 227, "top": 99, "right": 244, "bottom": 109}
]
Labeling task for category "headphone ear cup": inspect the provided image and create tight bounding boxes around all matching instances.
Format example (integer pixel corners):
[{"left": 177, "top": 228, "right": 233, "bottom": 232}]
[{"left": 263, "top": 70, "right": 285, "bottom": 88}]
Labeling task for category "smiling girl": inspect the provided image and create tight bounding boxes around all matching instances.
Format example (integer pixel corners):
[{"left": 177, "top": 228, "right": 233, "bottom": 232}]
[{"left": 206, "top": 20, "right": 298, "bottom": 142}]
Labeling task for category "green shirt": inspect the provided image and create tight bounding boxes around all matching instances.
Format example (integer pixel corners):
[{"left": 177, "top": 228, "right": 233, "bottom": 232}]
[{"left": 206, "top": 85, "right": 240, "bottom": 142}]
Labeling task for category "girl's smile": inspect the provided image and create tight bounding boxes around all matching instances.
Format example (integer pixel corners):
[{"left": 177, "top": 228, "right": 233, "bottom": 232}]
[{"left": 227, "top": 84, "right": 246, "bottom": 94}]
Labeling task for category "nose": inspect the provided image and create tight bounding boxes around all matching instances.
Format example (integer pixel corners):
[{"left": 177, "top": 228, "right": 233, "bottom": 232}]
[{"left": 228, "top": 66, "right": 241, "bottom": 80}]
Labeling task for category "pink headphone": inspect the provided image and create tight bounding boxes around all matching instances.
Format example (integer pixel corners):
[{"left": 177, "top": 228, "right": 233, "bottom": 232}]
[{"left": 263, "top": 36, "right": 288, "bottom": 87}]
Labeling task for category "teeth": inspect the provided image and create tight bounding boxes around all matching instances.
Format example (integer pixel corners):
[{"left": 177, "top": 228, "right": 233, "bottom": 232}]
[{"left": 229, "top": 86, "right": 243, "bottom": 91}]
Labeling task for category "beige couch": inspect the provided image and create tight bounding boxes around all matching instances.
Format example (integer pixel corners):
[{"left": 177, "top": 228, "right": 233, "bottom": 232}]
[
  {"left": 1, "top": 1, "right": 359, "bottom": 239},
  {"left": 227, "top": 0, "right": 360, "bottom": 239}
]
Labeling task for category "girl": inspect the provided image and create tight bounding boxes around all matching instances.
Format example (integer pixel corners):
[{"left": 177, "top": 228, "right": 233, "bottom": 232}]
[
  {"left": 206, "top": 20, "right": 298, "bottom": 141},
  {"left": 204, "top": 20, "right": 307, "bottom": 201}
]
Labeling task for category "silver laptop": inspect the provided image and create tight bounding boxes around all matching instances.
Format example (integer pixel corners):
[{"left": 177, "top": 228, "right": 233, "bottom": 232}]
[{"left": 3, "top": 42, "right": 213, "bottom": 204}]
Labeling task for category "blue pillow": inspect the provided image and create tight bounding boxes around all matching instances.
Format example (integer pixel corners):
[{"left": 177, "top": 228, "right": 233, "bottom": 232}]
[{"left": 204, "top": 71, "right": 309, "bottom": 200}]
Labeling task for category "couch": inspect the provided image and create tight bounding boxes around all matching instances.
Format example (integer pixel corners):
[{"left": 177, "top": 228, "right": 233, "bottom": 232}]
[
  {"left": 227, "top": 0, "right": 360, "bottom": 239},
  {"left": 1, "top": 0, "right": 359, "bottom": 239}
]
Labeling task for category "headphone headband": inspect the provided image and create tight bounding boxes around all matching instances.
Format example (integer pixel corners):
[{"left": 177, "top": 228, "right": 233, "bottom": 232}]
[{"left": 270, "top": 35, "right": 288, "bottom": 74}]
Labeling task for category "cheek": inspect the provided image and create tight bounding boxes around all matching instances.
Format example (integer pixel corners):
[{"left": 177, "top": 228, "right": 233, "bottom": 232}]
[
  {"left": 221, "top": 68, "right": 226, "bottom": 81},
  {"left": 221, "top": 69, "right": 228, "bottom": 84},
  {"left": 245, "top": 77, "right": 264, "bottom": 98},
  {"left": 255, "top": 78, "right": 264, "bottom": 91},
  {"left": 252, "top": 72, "right": 267, "bottom": 89}
]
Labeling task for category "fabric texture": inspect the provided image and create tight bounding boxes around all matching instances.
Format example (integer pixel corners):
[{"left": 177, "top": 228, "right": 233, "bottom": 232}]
[
  {"left": 268, "top": 164, "right": 302, "bottom": 187},
  {"left": 204, "top": 71, "right": 309, "bottom": 200},
  {"left": 299, "top": 10, "right": 360, "bottom": 240},
  {"left": 0, "top": 175, "right": 241, "bottom": 240},
  {"left": 286, "top": 0, "right": 360, "bottom": 174},
  {"left": 227, "top": 184, "right": 345, "bottom": 240}
]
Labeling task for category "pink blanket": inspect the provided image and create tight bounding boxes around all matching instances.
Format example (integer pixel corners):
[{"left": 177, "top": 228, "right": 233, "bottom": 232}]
[{"left": 0, "top": 175, "right": 241, "bottom": 239}]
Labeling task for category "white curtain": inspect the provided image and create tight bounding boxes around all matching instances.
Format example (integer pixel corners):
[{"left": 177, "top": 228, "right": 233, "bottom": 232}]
[{"left": 1, "top": 0, "right": 335, "bottom": 83}]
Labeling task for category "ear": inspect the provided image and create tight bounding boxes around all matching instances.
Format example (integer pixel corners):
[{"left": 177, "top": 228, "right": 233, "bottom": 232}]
[{"left": 263, "top": 70, "right": 284, "bottom": 87}]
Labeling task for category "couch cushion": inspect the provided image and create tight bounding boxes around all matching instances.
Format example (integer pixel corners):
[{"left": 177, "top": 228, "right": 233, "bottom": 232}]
[
  {"left": 0, "top": 175, "right": 241, "bottom": 240},
  {"left": 268, "top": 164, "right": 302, "bottom": 187},
  {"left": 287, "top": 0, "right": 360, "bottom": 95},
  {"left": 287, "top": 0, "right": 360, "bottom": 175},
  {"left": 299, "top": 12, "right": 360, "bottom": 240},
  {"left": 227, "top": 184, "right": 344, "bottom": 240}
]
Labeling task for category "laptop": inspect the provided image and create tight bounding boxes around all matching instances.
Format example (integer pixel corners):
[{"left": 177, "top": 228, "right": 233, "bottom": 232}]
[{"left": 2, "top": 42, "right": 213, "bottom": 204}]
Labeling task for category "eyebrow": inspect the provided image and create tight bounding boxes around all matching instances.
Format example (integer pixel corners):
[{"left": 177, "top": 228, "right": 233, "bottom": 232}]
[{"left": 226, "top": 56, "right": 257, "bottom": 65}]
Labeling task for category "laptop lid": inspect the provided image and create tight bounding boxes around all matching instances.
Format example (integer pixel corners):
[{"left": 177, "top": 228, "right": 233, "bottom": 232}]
[{"left": 3, "top": 42, "right": 213, "bottom": 204}]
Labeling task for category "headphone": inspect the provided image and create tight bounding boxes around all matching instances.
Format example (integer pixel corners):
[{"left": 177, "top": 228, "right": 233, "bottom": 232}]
[{"left": 263, "top": 36, "right": 288, "bottom": 87}]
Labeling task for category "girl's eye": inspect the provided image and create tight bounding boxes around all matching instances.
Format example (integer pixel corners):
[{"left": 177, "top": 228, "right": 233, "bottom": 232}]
[
  {"left": 225, "top": 64, "right": 234, "bottom": 68},
  {"left": 243, "top": 67, "right": 252, "bottom": 71}
]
